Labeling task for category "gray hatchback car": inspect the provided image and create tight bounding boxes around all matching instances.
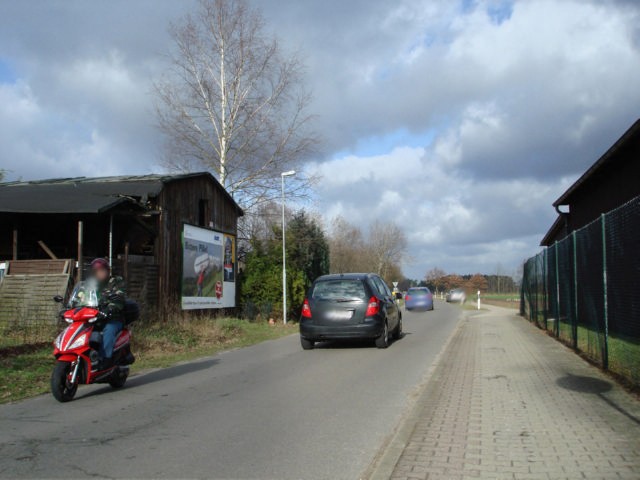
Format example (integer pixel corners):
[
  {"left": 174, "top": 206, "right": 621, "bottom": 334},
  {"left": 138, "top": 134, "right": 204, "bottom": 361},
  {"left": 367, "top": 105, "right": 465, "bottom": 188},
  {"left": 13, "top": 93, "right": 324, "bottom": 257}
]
[{"left": 299, "top": 273, "right": 402, "bottom": 350}]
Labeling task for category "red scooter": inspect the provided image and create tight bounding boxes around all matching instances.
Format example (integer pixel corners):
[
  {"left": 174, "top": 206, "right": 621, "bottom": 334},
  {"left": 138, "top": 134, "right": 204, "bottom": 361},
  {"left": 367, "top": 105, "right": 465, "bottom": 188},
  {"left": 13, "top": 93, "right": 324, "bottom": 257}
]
[{"left": 51, "top": 280, "right": 138, "bottom": 402}]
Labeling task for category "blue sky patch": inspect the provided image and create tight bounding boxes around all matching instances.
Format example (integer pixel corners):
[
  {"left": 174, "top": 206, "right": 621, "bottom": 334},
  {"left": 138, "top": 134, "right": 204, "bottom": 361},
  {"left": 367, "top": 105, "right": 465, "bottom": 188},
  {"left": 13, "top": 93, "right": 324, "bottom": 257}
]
[
  {"left": 332, "top": 128, "right": 437, "bottom": 159},
  {"left": 487, "top": 1, "right": 514, "bottom": 25},
  {"left": 0, "top": 58, "right": 16, "bottom": 83}
]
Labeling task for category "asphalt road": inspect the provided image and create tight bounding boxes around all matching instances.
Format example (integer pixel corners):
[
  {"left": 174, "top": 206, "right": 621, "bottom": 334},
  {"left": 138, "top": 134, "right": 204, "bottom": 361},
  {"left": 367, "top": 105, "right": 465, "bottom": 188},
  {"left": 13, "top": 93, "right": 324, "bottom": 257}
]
[{"left": 0, "top": 301, "right": 461, "bottom": 479}]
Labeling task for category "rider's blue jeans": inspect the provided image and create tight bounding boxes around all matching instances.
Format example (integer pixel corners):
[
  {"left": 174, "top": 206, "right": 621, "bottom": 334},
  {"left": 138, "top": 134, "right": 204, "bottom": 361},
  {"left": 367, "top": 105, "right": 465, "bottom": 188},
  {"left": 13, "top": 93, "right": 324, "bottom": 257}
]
[{"left": 101, "top": 320, "right": 123, "bottom": 359}]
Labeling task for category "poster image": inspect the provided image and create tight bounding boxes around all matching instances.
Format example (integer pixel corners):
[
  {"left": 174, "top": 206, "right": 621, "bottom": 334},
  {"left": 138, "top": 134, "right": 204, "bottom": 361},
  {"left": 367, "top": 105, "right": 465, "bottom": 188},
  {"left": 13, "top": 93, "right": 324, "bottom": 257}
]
[
  {"left": 223, "top": 234, "right": 235, "bottom": 282},
  {"left": 182, "top": 224, "right": 236, "bottom": 310}
]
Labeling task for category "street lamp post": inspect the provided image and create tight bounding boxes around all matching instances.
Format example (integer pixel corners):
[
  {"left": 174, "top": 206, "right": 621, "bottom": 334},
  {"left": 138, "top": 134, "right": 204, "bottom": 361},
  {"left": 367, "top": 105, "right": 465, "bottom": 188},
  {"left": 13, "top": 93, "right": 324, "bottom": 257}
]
[{"left": 281, "top": 170, "right": 296, "bottom": 324}]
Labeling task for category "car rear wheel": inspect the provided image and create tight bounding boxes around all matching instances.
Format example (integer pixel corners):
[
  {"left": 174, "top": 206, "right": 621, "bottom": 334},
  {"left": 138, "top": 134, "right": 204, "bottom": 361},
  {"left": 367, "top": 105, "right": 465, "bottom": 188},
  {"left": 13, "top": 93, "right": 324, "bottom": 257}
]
[
  {"left": 392, "top": 316, "right": 402, "bottom": 340},
  {"left": 300, "top": 336, "right": 314, "bottom": 350},
  {"left": 375, "top": 322, "right": 389, "bottom": 349}
]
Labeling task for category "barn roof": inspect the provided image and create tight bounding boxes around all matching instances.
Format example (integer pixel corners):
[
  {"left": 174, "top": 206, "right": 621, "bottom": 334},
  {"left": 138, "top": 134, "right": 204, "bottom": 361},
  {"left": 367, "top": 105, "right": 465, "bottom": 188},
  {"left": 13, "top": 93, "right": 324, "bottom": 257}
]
[
  {"left": 0, "top": 172, "right": 243, "bottom": 214},
  {"left": 553, "top": 118, "right": 640, "bottom": 208}
]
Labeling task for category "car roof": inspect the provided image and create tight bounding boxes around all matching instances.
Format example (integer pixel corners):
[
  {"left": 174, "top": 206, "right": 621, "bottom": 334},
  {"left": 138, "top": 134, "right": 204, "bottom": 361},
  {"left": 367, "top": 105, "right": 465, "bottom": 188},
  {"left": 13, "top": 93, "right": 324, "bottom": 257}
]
[{"left": 314, "top": 273, "right": 376, "bottom": 282}]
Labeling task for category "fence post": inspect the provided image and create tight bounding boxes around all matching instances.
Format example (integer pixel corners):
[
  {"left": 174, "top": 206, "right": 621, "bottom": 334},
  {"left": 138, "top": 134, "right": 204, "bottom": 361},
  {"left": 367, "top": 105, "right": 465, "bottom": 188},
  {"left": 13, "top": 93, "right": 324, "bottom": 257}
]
[
  {"left": 572, "top": 231, "right": 578, "bottom": 350},
  {"left": 554, "top": 241, "right": 560, "bottom": 338},
  {"left": 544, "top": 249, "right": 549, "bottom": 330},
  {"left": 601, "top": 213, "right": 609, "bottom": 370}
]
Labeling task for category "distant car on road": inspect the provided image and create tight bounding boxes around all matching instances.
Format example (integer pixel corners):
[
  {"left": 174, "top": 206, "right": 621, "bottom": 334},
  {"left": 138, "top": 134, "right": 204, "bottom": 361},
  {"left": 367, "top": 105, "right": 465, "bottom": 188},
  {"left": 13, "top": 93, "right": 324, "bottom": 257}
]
[
  {"left": 446, "top": 288, "right": 466, "bottom": 303},
  {"left": 299, "top": 273, "right": 402, "bottom": 350},
  {"left": 404, "top": 287, "right": 434, "bottom": 311}
]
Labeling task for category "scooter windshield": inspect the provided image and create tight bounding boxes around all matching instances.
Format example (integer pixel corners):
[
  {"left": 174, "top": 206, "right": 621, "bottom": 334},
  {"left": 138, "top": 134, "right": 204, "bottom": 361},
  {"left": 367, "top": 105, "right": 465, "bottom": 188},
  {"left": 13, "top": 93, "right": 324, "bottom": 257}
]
[{"left": 67, "top": 280, "right": 100, "bottom": 308}]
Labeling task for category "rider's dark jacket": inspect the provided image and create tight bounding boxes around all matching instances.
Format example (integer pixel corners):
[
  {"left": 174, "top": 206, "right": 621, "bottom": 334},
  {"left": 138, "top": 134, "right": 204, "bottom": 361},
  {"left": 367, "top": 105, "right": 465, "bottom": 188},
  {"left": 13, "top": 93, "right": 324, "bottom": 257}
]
[{"left": 98, "top": 276, "right": 126, "bottom": 322}]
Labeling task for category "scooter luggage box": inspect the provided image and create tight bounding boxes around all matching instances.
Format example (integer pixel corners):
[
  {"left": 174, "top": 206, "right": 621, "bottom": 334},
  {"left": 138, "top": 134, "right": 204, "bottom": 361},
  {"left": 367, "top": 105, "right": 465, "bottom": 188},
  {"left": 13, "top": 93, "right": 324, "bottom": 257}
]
[{"left": 123, "top": 299, "right": 140, "bottom": 325}]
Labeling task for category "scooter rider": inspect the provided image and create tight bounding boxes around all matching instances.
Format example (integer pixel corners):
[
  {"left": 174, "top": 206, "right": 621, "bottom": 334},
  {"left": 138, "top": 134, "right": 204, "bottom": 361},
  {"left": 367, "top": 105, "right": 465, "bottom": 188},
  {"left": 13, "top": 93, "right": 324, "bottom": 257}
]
[{"left": 90, "top": 258, "right": 126, "bottom": 370}]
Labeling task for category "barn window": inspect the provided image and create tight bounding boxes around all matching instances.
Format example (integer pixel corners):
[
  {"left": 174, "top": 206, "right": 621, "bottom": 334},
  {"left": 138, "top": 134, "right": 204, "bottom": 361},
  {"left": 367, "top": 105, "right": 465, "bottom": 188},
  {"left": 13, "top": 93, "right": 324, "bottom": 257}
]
[{"left": 198, "top": 199, "right": 209, "bottom": 227}]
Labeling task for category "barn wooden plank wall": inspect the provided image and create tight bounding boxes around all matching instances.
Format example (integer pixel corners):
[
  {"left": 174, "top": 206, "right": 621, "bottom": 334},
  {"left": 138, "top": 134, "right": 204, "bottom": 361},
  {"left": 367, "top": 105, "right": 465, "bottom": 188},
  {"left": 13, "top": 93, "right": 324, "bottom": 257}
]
[
  {"left": 7, "top": 259, "right": 71, "bottom": 275},
  {"left": 0, "top": 273, "right": 70, "bottom": 346},
  {"left": 156, "top": 176, "right": 241, "bottom": 307},
  {"left": 111, "top": 260, "right": 159, "bottom": 316}
]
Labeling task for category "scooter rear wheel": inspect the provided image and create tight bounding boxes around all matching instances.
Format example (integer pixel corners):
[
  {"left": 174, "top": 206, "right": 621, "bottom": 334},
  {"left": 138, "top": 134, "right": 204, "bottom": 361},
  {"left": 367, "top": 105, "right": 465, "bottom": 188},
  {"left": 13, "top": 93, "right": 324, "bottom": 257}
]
[
  {"left": 51, "top": 361, "right": 78, "bottom": 402},
  {"left": 109, "top": 367, "right": 128, "bottom": 389}
]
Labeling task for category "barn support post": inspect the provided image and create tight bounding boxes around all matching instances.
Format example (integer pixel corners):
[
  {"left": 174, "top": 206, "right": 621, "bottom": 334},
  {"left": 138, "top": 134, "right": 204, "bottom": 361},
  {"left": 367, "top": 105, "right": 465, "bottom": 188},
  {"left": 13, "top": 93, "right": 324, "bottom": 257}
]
[
  {"left": 124, "top": 242, "right": 129, "bottom": 282},
  {"left": 77, "top": 221, "right": 84, "bottom": 282},
  {"left": 108, "top": 214, "right": 114, "bottom": 268},
  {"left": 12, "top": 228, "right": 18, "bottom": 260},
  {"left": 37, "top": 240, "right": 58, "bottom": 260}
]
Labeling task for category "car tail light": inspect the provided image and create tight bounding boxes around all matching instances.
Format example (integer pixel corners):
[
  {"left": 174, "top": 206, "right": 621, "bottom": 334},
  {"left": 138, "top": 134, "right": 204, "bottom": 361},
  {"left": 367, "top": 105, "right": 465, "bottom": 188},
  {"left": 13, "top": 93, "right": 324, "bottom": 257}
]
[
  {"left": 365, "top": 297, "right": 380, "bottom": 316},
  {"left": 301, "top": 298, "right": 312, "bottom": 318},
  {"left": 405, "top": 295, "right": 411, "bottom": 301}
]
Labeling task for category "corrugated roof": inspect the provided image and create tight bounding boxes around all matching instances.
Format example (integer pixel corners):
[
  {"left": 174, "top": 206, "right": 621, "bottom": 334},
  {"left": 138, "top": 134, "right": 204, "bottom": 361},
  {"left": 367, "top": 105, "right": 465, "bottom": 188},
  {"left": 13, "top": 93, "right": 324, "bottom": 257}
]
[
  {"left": 553, "top": 119, "right": 640, "bottom": 207},
  {"left": 0, "top": 172, "right": 242, "bottom": 214}
]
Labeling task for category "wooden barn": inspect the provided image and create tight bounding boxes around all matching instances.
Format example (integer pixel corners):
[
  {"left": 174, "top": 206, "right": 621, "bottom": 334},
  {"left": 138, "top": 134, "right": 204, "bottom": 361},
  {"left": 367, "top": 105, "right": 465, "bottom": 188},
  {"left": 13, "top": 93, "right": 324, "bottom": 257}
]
[
  {"left": 0, "top": 172, "right": 243, "bottom": 317},
  {"left": 541, "top": 118, "right": 640, "bottom": 246}
]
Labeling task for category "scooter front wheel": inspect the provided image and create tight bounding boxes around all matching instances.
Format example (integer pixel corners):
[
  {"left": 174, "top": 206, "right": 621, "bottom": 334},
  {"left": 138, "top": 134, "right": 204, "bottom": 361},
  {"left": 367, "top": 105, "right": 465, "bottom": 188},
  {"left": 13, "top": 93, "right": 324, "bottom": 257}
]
[{"left": 51, "top": 361, "right": 78, "bottom": 402}]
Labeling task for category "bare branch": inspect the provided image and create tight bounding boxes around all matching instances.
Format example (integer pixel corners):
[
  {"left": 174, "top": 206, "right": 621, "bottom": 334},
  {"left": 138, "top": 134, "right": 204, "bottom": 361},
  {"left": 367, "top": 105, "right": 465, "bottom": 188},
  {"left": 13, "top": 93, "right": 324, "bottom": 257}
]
[{"left": 154, "top": 0, "right": 319, "bottom": 212}]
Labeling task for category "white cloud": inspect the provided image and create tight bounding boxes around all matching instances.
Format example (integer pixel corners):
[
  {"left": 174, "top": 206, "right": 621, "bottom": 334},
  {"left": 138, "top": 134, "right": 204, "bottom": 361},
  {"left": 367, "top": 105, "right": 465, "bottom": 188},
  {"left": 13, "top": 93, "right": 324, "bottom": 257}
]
[{"left": 311, "top": 144, "right": 570, "bottom": 278}]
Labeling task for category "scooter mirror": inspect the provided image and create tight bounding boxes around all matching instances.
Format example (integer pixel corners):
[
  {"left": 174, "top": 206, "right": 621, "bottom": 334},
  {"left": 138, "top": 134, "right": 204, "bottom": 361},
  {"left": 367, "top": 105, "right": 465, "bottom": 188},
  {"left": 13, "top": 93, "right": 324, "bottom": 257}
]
[{"left": 53, "top": 295, "right": 64, "bottom": 303}]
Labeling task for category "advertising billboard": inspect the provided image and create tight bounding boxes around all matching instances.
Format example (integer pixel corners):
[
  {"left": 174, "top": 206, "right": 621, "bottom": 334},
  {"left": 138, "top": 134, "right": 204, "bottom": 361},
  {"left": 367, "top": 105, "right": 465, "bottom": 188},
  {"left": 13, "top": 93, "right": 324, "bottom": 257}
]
[{"left": 181, "top": 224, "right": 236, "bottom": 310}]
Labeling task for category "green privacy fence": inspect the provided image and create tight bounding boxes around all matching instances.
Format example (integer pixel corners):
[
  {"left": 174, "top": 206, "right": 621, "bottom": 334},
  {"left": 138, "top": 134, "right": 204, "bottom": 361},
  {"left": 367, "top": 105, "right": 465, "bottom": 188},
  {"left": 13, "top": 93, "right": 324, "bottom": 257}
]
[{"left": 521, "top": 194, "right": 640, "bottom": 388}]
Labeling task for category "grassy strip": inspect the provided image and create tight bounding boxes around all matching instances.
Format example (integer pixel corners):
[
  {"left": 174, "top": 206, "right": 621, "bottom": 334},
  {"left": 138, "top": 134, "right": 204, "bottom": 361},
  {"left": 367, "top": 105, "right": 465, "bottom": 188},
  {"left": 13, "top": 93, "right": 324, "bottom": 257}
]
[
  {"left": 0, "top": 318, "right": 297, "bottom": 404},
  {"left": 573, "top": 324, "right": 640, "bottom": 385},
  {"left": 482, "top": 299, "right": 519, "bottom": 309},
  {"left": 481, "top": 293, "right": 520, "bottom": 310},
  {"left": 524, "top": 315, "right": 640, "bottom": 388}
]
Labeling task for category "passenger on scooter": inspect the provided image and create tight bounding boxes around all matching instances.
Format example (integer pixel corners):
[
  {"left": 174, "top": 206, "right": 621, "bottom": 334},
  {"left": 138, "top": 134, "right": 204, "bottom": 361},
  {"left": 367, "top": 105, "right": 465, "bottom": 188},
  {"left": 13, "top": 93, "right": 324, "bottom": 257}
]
[{"left": 90, "top": 258, "right": 126, "bottom": 370}]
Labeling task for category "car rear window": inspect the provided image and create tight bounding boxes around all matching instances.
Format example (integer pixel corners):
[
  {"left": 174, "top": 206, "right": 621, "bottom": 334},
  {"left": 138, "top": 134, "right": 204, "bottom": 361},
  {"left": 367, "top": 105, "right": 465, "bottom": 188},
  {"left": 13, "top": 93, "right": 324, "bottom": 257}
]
[
  {"left": 311, "top": 279, "right": 367, "bottom": 301},
  {"left": 408, "top": 288, "right": 430, "bottom": 296}
]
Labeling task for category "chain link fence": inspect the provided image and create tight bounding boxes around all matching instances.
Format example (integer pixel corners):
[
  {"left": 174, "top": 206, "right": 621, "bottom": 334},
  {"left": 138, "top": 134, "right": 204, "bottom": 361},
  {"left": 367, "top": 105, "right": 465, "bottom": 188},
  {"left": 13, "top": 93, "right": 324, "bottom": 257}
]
[{"left": 521, "top": 194, "right": 640, "bottom": 388}]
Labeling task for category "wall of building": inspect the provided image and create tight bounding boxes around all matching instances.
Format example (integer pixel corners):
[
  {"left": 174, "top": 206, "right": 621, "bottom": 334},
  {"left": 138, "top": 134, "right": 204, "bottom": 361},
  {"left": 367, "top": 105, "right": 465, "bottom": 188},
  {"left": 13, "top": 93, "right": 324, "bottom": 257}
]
[
  {"left": 155, "top": 176, "right": 240, "bottom": 308},
  {"left": 567, "top": 138, "right": 640, "bottom": 232}
]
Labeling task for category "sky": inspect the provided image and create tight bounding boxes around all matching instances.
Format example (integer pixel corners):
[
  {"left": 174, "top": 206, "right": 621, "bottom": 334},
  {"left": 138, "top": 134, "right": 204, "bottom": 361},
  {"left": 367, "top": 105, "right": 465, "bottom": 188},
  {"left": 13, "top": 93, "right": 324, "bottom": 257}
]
[{"left": 1, "top": 0, "right": 639, "bottom": 280}]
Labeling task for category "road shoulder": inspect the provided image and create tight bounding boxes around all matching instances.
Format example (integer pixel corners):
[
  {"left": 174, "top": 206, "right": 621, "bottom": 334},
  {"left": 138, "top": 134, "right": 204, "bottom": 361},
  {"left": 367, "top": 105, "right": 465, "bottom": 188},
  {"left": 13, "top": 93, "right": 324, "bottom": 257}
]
[{"left": 364, "top": 306, "right": 470, "bottom": 480}]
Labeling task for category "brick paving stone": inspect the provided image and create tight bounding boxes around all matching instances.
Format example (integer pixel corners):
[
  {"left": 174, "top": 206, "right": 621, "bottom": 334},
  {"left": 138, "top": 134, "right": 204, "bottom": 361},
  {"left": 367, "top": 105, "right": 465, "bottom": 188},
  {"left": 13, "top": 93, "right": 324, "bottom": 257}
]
[{"left": 387, "top": 305, "right": 640, "bottom": 480}]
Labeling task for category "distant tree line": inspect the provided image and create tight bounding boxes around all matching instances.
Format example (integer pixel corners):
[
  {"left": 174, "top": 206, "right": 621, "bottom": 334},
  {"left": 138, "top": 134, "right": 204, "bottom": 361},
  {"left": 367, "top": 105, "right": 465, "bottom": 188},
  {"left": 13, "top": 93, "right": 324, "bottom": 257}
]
[{"left": 421, "top": 267, "right": 517, "bottom": 294}]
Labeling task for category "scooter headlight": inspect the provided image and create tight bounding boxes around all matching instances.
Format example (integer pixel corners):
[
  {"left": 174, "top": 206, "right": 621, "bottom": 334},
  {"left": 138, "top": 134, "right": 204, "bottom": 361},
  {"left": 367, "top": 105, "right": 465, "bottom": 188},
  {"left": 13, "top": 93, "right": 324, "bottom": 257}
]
[
  {"left": 54, "top": 333, "right": 63, "bottom": 350},
  {"left": 67, "top": 333, "right": 88, "bottom": 350}
]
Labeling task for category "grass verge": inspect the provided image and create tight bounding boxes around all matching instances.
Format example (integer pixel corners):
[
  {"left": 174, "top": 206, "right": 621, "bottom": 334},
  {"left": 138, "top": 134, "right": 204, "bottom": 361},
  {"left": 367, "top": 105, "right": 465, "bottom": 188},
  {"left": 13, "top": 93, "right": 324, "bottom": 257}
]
[
  {"left": 0, "top": 318, "right": 297, "bottom": 404},
  {"left": 481, "top": 293, "right": 520, "bottom": 309}
]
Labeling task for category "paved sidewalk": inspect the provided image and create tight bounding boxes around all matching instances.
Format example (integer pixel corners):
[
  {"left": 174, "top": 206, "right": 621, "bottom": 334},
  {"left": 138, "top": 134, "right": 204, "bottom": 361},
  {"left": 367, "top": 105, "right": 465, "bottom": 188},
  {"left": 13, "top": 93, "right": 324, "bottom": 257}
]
[{"left": 375, "top": 305, "right": 640, "bottom": 480}]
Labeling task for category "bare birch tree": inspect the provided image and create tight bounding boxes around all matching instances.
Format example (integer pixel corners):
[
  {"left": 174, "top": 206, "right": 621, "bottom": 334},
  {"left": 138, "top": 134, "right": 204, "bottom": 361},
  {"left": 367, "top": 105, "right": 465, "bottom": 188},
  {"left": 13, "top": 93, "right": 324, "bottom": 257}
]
[
  {"left": 155, "top": 0, "right": 318, "bottom": 211},
  {"left": 368, "top": 220, "right": 408, "bottom": 281},
  {"left": 326, "top": 216, "right": 408, "bottom": 283}
]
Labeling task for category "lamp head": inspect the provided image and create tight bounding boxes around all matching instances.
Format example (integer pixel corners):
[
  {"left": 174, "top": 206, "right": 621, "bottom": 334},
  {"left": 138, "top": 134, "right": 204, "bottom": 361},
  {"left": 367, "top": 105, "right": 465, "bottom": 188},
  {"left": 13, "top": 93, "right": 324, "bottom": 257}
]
[{"left": 281, "top": 170, "right": 296, "bottom": 177}]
